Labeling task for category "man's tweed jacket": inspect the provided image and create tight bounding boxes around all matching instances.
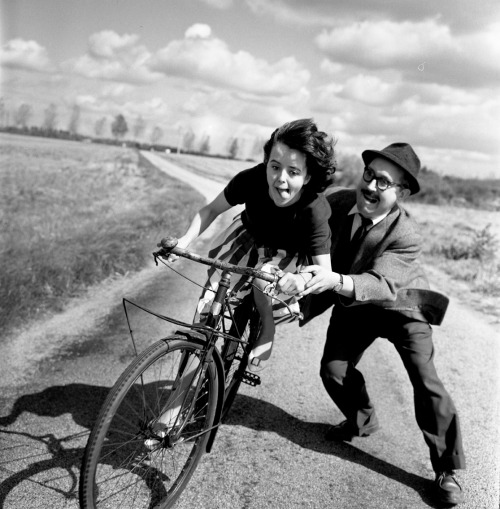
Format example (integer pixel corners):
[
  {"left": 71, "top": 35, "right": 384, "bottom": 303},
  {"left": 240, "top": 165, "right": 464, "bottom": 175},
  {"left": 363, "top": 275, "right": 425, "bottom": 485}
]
[{"left": 300, "top": 187, "right": 449, "bottom": 327}]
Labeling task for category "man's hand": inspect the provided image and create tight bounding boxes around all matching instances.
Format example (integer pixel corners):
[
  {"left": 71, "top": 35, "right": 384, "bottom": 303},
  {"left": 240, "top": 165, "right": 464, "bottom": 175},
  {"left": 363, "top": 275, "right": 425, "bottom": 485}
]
[
  {"left": 297, "top": 265, "right": 338, "bottom": 297},
  {"left": 276, "top": 272, "right": 310, "bottom": 295}
]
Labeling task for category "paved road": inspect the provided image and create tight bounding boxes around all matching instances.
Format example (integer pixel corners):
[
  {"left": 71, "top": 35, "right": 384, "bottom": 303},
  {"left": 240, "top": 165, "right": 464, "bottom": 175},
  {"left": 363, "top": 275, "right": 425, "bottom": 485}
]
[{"left": 0, "top": 152, "right": 498, "bottom": 509}]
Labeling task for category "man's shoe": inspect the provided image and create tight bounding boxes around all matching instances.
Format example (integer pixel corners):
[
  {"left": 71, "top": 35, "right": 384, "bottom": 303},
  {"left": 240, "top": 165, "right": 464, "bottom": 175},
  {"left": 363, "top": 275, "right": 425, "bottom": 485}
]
[
  {"left": 325, "top": 420, "right": 379, "bottom": 442},
  {"left": 434, "top": 471, "right": 464, "bottom": 505}
]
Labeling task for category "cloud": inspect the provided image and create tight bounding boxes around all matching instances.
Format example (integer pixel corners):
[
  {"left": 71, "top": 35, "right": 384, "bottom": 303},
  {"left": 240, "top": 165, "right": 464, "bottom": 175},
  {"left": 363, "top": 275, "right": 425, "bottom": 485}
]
[
  {"left": 340, "top": 74, "right": 400, "bottom": 106},
  {"left": 150, "top": 24, "right": 310, "bottom": 97},
  {"left": 64, "top": 30, "right": 162, "bottom": 84},
  {"left": 198, "top": 0, "right": 233, "bottom": 9},
  {"left": 245, "top": 0, "right": 500, "bottom": 32},
  {"left": 315, "top": 19, "right": 500, "bottom": 87},
  {"left": 0, "top": 38, "right": 52, "bottom": 72},
  {"left": 313, "top": 78, "right": 500, "bottom": 160},
  {"left": 316, "top": 19, "right": 453, "bottom": 67},
  {"left": 185, "top": 24, "right": 212, "bottom": 38},
  {"left": 70, "top": 92, "right": 169, "bottom": 120},
  {"left": 245, "top": 0, "right": 340, "bottom": 26}
]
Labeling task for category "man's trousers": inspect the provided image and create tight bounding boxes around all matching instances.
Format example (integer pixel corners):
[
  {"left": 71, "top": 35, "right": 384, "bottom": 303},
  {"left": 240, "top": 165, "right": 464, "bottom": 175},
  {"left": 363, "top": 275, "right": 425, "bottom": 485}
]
[{"left": 320, "top": 304, "right": 466, "bottom": 472}]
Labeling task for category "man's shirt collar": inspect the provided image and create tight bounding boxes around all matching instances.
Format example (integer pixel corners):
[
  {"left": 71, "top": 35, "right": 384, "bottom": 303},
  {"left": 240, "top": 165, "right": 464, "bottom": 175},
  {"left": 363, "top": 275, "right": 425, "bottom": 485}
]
[{"left": 348, "top": 204, "right": 391, "bottom": 227}]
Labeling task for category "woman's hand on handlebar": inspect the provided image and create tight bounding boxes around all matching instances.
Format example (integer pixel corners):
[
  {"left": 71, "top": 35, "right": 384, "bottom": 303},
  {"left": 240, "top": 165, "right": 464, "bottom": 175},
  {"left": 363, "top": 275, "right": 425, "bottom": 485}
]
[
  {"left": 276, "top": 271, "right": 312, "bottom": 296},
  {"left": 161, "top": 235, "right": 189, "bottom": 263}
]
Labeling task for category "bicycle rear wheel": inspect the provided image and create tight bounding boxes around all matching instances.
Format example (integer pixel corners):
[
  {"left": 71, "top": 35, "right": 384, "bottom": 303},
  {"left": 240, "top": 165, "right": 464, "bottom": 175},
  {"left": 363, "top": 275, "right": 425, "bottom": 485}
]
[
  {"left": 79, "top": 336, "right": 218, "bottom": 509},
  {"left": 219, "top": 297, "right": 261, "bottom": 419}
]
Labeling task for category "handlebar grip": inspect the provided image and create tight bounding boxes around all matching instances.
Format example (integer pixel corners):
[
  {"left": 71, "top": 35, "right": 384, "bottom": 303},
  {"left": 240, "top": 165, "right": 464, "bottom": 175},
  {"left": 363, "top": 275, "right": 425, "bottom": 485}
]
[{"left": 158, "top": 237, "right": 178, "bottom": 250}]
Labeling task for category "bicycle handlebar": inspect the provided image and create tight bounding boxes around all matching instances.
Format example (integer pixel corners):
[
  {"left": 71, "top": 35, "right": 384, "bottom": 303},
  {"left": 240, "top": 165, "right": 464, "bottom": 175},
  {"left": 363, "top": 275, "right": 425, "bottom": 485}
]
[{"left": 154, "top": 236, "right": 277, "bottom": 284}]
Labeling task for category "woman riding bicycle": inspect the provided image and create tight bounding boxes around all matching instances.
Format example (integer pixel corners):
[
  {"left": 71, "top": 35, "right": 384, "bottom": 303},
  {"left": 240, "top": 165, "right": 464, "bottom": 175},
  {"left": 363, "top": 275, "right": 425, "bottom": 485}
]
[{"left": 170, "top": 118, "right": 336, "bottom": 367}]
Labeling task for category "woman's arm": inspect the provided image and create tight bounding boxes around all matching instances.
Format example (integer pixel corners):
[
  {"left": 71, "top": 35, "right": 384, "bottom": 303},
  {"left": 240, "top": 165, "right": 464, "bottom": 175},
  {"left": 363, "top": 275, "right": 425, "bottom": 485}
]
[
  {"left": 176, "top": 191, "right": 232, "bottom": 249},
  {"left": 277, "top": 253, "right": 332, "bottom": 295}
]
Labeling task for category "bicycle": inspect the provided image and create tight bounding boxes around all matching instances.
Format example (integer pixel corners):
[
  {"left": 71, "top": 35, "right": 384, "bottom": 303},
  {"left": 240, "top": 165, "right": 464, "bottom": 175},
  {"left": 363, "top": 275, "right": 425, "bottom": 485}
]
[{"left": 79, "top": 236, "right": 282, "bottom": 509}]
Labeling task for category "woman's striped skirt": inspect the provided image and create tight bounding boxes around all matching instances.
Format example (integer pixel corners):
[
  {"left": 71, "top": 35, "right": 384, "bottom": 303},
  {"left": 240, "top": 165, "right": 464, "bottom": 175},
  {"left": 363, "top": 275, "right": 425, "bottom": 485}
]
[{"left": 194, "top": 215, "right": 304, "bottom": 325}]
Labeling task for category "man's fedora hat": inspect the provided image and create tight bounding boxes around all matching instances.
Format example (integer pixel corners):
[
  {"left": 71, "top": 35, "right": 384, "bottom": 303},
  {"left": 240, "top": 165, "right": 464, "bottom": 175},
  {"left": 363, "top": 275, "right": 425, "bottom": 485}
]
[{"left": 362, "top": 142, "right": 421, "bottom": 195}]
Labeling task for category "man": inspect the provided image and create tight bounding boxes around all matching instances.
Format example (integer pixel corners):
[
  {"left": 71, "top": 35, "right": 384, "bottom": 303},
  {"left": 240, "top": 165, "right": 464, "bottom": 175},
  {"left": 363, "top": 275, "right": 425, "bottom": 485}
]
[{"left": 280, "top": 143, "right": 465, "bottom": 505}]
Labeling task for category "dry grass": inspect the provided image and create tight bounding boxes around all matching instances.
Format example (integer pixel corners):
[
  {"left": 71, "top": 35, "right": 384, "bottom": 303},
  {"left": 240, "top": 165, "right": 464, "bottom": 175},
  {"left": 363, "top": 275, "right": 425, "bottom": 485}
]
[
  {"left": 404, "top": 202, "right": 500, "bottom": 320},
  {"left": 0, "top": 134, "right": 204, "bottom": 333}
]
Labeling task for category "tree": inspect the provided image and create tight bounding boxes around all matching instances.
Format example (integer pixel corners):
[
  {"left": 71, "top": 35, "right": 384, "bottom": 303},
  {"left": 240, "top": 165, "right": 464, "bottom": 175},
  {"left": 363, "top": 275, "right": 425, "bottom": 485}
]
[
  {"left": 227, "top": 137, "right": 239, "bottom": 159},
  {"left": 150, "top": 126, "right": 163, "bottom": 145},
  {"left": 132, "top": 116, "right": 146, "bottom": 139},
  {"left": 182, "top": 129, "right": 196, "bottom": 153},
  {"left": 14, "top": 103, "right": 33, "bottom": 128},
  {"left": 94, "top": 117, "right": 107, "bottom": 137},
  {"left": 199, "top": 135, "right": 210, "bottom": 154},
  {"left": 42, "top": 103, "right": 58, "bottom": 132},
  {"left": 68, "top": 104, "right": 81, "bottom": 135},
  {"left": 111, "top": 114, "right": 128, "bottom": 139},
  {"left": 251, "top": 136, "right": 266, "bottom": 160}
]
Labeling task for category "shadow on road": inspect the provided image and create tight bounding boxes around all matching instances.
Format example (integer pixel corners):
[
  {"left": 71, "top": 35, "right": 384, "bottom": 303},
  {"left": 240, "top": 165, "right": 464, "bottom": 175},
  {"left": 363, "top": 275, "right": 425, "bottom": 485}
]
[
  {"left": 0, "top": 384, "right": 108, "bottom": 506},
  {"left": 225, "top": 394, "right": 444, "bottom": 508},
  {"left": 0, "top": 384, "right": 445, "bottom": 508}
]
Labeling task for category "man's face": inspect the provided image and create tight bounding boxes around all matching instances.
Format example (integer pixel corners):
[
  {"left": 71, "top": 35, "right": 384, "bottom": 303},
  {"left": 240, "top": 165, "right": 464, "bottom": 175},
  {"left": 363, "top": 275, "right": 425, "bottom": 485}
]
[{"left": 356, "top": 157, "right": 408, "bottom": 219}]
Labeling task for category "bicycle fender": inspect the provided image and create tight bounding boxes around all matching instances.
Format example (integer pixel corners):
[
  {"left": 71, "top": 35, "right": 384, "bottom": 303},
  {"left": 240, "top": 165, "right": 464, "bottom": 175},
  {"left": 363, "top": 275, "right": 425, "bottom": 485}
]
[
  {"left": 173, "top": 329, "right": 206, "bottom": 343},
  {"left": 205, "top": 347, "right": 225, "bottom": 454}
]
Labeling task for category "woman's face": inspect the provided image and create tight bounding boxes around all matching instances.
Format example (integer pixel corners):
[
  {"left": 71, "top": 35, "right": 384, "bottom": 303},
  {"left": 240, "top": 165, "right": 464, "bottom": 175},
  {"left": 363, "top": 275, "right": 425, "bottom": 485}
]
[{"left": 266, "top": 141, "right": 310, "bottom": 207}]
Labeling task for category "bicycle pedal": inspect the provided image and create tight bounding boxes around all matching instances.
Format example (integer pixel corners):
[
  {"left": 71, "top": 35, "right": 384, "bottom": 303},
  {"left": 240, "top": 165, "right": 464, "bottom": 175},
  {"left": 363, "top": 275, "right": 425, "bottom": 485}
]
[{"left": 242, "top": 371, "right": 261, "bottom": 386}]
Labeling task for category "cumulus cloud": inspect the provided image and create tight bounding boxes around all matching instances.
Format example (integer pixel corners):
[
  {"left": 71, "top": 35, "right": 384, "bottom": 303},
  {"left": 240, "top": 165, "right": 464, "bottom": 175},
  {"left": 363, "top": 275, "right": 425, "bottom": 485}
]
[
  {"left": 198, "top": 0, "right": 233, "bottom": 9},
  {"left": 0, "top": 38, "right": 52, "bottom": 72},
  {"left": 64, "top": 30, "right": 162, "bottom": 84},
  {"left": 340, "top": 74, "right": 401, "bottom": 106},
  {"left": 185, "top": 24, "right": 212, "bottom": 39},
  {"left": 316, "top": 20, "right": 454, "bottom": 68},
  {"left": 246, "top": 0, "right": 340, "bottom": 26},
  {"left": 314, "top": 77, "right": 499, "bottom": 162},
  {"left": 246, "top": 0, "right": 500, "bottom": 33},
  {"left": 150, "top": 24, "right": 310, "bottom": 96},
  {"left": 315, "top": 19, "right": 500, "bottom": 87}
]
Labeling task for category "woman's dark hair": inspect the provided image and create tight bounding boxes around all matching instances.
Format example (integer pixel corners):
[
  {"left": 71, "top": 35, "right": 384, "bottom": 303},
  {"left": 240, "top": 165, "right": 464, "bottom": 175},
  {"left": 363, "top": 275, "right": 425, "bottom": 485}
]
[{"left": 262, "top": 118, "right": 336, "bottom": 192}]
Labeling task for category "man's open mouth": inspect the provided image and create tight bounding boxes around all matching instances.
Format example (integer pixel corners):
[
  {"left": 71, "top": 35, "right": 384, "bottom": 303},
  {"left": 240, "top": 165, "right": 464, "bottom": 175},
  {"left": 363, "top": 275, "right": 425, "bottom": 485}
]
[{"left": 362, "top": 190, "right": 378, "bottom": 204}]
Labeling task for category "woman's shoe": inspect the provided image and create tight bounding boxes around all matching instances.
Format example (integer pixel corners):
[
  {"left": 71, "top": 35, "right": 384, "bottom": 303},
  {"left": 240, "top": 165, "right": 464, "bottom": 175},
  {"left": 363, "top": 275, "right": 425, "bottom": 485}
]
[
  {"left": 248, "top": 337, "right": 274, "bottom": 371},
  {"left": 248, "top": 356, "right": 267, "bottom": 372}
]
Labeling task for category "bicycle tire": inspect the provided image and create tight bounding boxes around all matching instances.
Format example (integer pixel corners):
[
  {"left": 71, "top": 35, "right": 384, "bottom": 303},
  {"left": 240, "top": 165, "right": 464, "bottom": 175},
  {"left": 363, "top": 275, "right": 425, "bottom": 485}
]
[
  {"left": 219, "top": 297, "right": 261, "bottom": 420},
  {"left": 79, "top": 336, "right": 218, "bottom": 509}
]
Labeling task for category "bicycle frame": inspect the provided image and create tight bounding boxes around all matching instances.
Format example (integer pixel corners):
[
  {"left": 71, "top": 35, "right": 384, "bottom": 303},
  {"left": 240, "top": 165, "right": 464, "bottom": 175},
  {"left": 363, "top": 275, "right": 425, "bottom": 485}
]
[{"left": 121, "top": 265, "right": 255, "bottom": 451}]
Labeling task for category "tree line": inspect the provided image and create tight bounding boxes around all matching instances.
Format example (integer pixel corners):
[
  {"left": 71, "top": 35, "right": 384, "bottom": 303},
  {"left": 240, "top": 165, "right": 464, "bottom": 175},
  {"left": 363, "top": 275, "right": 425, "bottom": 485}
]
[{"left": 0, "top": 98, "right": 264, "bottom": 160}]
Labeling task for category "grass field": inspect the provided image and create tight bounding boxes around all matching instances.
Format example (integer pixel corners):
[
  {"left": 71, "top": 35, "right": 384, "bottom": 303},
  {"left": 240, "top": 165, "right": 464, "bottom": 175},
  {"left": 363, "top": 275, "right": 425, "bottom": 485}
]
[{"left": 0, "top": 133, "right": 205, "bottom": 334}]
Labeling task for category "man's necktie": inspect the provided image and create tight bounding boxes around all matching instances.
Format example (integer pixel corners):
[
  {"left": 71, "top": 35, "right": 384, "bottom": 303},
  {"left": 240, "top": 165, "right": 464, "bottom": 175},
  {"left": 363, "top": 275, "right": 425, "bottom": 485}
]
[{"left": 348, "top": 215, "right": 372, "bottom": 260}]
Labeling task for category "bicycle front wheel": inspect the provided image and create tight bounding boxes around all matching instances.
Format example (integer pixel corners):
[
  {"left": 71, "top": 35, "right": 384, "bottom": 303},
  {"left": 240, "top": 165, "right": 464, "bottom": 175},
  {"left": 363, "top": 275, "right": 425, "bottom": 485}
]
[{"left": 79, "top": 336, "right": 218, "bottom": 509}]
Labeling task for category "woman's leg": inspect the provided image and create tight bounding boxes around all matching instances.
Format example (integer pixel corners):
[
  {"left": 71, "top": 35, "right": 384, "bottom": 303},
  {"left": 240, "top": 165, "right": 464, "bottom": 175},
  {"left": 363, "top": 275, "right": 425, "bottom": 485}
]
[{"left": 249, "top": 279, "right": 275, "bottom": 362}]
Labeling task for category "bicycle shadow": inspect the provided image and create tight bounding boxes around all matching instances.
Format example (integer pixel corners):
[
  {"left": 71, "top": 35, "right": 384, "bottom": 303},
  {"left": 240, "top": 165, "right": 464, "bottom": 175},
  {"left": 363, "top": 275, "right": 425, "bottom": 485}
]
[
  {"left": 1, "top": 384, "right": 443, "bottom": 508},
  {"left": 0, "top": 383, "right": 110, "bottom": 506},
  {"left": 225, "top": 393, "right": 444, "bottom": 509}
]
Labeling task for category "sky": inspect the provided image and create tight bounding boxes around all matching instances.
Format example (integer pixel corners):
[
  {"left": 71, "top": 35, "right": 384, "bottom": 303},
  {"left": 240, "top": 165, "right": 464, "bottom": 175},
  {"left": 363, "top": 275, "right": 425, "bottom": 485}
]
[{"left": 1, "top": 0, "right": 500, "bottom": 178}]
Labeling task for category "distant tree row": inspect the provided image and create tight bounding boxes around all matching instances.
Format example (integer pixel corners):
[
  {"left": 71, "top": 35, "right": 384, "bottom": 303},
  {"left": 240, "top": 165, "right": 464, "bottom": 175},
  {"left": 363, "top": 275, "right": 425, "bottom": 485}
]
[{"left": 0, "top": 97, "right": 263, "bottom": 160}]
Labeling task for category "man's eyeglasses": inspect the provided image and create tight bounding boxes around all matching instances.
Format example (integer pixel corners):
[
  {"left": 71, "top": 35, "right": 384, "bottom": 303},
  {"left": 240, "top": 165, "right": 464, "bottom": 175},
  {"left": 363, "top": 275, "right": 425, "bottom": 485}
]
[{"left": 363, "top": 167, "right": 404, "bottom": 191}]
